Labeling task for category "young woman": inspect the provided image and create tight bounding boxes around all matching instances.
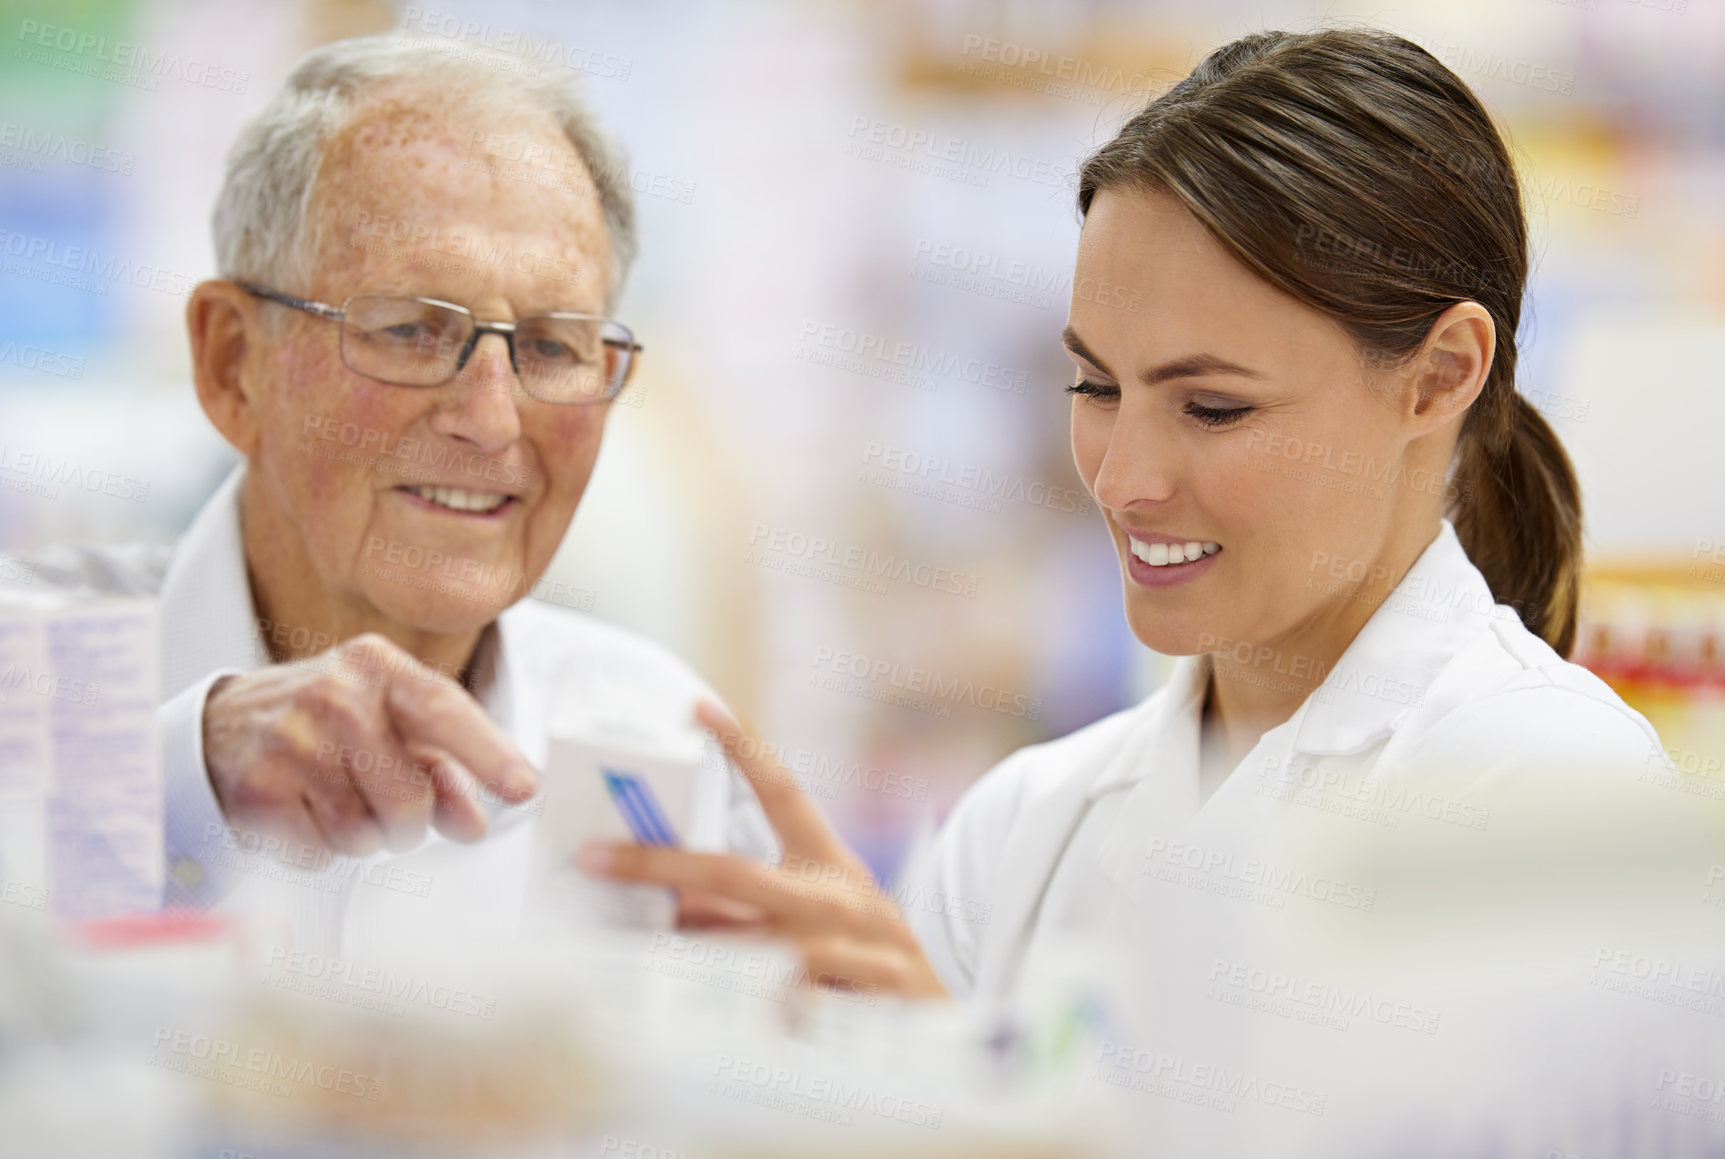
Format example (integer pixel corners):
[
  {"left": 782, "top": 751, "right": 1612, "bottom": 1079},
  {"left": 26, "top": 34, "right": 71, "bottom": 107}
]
[{"left": 577, "top": 28, "right": 1662, "bottom": 1001}]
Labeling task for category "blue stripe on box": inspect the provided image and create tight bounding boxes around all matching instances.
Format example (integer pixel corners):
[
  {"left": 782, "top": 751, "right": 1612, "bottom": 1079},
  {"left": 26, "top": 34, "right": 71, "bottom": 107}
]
[{"left": 602, "top": 769, "right": 679, "bottom": 847}]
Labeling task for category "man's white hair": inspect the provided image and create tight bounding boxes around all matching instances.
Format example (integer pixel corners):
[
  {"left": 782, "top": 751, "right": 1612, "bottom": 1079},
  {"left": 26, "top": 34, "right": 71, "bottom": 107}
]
[{"left": 212, "top": 34, "right": 637, "bottom": 305}]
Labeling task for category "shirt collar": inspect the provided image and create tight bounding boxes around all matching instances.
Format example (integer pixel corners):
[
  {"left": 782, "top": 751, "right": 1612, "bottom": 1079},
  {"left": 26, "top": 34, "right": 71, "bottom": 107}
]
[
  {"left": 1290, "top": 519, "right": 1503, "bottom": 757},
  {"left": 158, "top": 463, "right": 269, "bottom": 700}
]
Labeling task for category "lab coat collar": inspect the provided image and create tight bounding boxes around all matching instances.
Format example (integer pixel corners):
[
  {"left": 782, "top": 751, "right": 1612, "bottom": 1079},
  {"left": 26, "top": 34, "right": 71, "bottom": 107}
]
[
  {"left": 1083, "top": 521, "right": 1496, "bottom": 796},
  {"left": 1087, "top": 653, "right": 1210, "bottom": 804},
  {"left": 982, "top": 522, "right": 1504, "bottom": 994},
  {"left": 1290, "top": 519, "right": 1498, "bottom": 757}
]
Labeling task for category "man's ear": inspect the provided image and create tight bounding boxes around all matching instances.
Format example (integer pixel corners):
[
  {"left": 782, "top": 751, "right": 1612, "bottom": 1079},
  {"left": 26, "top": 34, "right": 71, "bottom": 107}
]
[
  {"left": 186, "top": 280, "right": 264, "bottom": 456},
  {"left": 1406, "top": 300, "right": 1495, "bottom": 429}
]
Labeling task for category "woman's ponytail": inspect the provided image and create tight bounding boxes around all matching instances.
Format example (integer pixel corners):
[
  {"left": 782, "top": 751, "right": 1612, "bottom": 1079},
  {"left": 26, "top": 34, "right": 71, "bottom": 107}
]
[{"left": 1450, "top": 393, "right": 1583, "bottom": 656}]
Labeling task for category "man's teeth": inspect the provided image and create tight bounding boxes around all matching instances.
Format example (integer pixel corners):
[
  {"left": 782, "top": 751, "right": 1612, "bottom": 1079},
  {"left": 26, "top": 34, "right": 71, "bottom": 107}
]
[
  {"left": 407, "top": 485, "right": 509, "bottom": 513},
  {"left": 1129, "top": 539, "right": 1221, "bottom": 567}
]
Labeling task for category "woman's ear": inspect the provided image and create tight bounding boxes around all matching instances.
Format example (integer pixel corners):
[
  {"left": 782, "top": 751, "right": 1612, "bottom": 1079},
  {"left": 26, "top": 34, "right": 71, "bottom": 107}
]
[
  {"left": 1407, "top": 300, "right": 1495, "bottom": 428},
  {"left": 186, "top": 280, "right": 263, "bottom": 457}
]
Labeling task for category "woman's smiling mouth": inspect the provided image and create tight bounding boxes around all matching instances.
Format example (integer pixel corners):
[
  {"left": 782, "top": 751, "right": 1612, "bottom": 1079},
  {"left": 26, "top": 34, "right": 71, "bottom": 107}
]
[
  {"left": 1129, "top": 537, "right": 1221, "bottom": 567},
  {"left": 1123, "top": 534, "right": 1222, "bottom": 587}
]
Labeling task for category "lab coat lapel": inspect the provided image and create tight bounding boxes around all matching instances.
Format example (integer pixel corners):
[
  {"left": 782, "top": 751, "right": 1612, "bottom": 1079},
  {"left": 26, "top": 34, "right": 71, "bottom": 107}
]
[
  {"left": 971, "top": 765, "right": 1105, "bottom": 1000},
  {"left": 1091, "top": 656, "right": 1208, "bottom": 889},
  {"left": 972, "top": 662, "right": 1205, "bottom": 1000}
]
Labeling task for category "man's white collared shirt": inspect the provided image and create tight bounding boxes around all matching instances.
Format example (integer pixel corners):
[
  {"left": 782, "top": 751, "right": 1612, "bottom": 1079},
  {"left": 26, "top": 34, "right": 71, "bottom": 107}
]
[{"left": 7, "top": 466, "right": 773, "bottom": 954}]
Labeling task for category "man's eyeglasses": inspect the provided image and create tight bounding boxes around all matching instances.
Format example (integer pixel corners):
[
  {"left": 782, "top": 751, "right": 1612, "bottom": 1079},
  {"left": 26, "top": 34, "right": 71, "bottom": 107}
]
[{"left": 239, "top": 283, "right": 642, "bottom": 405}]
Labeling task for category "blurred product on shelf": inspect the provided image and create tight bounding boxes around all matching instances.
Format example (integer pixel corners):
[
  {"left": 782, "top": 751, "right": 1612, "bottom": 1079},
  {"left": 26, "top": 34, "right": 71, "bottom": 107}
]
[{"left": 1573, "top": 559, "right": 1725, "bottom": 778}]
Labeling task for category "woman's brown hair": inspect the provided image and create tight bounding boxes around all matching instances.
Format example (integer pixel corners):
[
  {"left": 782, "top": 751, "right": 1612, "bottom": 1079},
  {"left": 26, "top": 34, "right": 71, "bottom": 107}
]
[{"left": 1078, "top": 28, "right": 1582, "bottom": 656}]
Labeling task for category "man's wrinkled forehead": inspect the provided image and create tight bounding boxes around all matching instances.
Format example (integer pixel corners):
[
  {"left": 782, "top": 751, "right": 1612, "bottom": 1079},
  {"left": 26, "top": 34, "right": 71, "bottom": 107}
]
[
  {"left": 313, "top": 85, "right": 488, "bottom": 193},
  {"left": 316, "top": 87, "right": 556, "bottom": 203},
  {"left": 301, "top": 86, "right": 611, "bottom": 304}
]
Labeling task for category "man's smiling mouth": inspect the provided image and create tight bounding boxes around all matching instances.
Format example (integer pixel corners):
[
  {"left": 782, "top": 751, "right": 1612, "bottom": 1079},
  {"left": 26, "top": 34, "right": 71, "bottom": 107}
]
[{"left": 399, "top": 484, "right": 514, "bottom": 514}]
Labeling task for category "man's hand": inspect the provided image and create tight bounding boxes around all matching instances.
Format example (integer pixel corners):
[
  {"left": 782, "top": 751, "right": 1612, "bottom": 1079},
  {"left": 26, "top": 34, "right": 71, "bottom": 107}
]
[
  {"left": 202, "top": 632, "right": 538, "bottom": 856},
  {"left": 576, "top": 700, "right": 947, "bottom": 1000}
]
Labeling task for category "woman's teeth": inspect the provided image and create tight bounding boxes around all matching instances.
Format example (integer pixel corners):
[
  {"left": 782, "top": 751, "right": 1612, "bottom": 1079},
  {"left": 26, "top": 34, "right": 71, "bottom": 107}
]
[
  {"left": 1129, "top": 538, "right": 1220, "bottom": 567},
  {"left": 406, "top": 485, "right": 509, "bottom": 513}
]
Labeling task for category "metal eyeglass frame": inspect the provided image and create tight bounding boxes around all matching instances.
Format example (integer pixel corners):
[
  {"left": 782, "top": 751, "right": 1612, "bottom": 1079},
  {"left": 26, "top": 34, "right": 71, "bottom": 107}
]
[{"left": 237, "top": 281, "right": 643, "bottom": 405}]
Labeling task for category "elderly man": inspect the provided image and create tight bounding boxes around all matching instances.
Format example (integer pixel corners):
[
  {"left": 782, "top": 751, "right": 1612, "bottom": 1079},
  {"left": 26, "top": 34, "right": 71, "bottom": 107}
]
[{"left": 6, "top": 35, "right": 769, "bottom": 952}]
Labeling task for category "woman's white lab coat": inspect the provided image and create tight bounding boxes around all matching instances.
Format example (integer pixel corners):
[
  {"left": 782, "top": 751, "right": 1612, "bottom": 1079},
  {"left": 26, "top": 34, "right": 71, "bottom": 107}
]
[{"left": 904, "top": 521, "right": 1697, "bottom": 1004}]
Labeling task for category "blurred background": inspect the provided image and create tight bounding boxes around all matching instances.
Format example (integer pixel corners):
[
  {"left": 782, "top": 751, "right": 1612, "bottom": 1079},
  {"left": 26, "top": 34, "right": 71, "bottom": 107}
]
[{"left": 1, "top": 0, "right": 1722, "bottom": 885}]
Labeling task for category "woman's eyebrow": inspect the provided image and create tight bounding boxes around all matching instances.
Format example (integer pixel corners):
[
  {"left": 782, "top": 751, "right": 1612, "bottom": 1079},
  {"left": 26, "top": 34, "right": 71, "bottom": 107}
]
[
  {"left": 1060, "top": 326, "right": 1114, "bottom": 375},
  {"left": 1062, "top": 327, "right": 1262, "bottom": 385},
  {"left": 1140, "top": 353, "right": 1264, "bottom": 385}
]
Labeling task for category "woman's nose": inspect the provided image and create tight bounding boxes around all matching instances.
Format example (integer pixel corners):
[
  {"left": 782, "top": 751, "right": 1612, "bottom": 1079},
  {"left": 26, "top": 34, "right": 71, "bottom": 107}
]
[{"left": 1092, "top": 412, "right": 1178, "bottom": 513}]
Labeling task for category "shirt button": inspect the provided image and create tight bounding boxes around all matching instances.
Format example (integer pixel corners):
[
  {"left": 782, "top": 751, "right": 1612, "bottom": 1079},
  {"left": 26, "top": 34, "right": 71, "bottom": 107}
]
[{"left": 170, "top": 858, "right": 204, "bottom": 889}]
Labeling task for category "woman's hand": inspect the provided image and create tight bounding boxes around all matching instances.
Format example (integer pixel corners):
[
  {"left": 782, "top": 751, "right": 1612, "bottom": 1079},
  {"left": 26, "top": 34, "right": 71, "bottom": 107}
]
[{"left": 576, "top": 700, "right": 948, "bottom": 1000}]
